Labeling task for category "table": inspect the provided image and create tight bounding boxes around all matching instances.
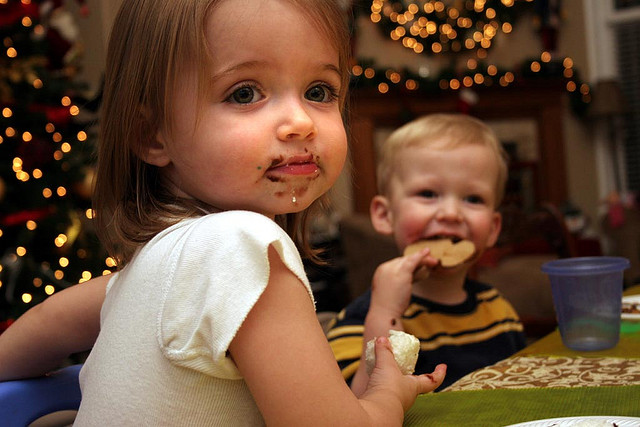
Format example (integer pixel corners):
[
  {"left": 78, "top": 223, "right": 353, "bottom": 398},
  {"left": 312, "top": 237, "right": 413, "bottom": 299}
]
[{"left": 403, "top": 286, "right": 640, "bottom": 426}]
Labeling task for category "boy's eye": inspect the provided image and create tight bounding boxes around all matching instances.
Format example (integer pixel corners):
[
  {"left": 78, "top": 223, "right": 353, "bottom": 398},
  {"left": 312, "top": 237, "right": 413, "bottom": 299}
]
[
  {"left": 418, "top": 190, "right": 437, "bottom": 199},
  {"left": 305, "top": 84, "right": 338, "bottom": 103},
  {"left": 227, "top": 85, "right": 261, "bottom": 104},
  {"left": 465, "top": 195, "right": 485, "bottom": 204}
]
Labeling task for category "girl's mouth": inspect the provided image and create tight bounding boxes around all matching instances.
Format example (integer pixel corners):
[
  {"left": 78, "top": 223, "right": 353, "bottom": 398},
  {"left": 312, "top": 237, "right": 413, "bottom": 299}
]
[{"left": 266, "top": 155, "right": 319, "bottom": 177}]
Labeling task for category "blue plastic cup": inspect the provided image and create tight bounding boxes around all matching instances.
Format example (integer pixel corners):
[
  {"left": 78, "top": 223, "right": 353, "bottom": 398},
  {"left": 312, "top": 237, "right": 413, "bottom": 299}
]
[{"left": 541, "top": 256, "right": 629, "bottom": 351}]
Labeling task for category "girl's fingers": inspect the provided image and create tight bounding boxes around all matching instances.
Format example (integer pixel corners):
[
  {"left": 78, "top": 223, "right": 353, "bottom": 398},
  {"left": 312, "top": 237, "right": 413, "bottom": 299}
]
[
  {"left": 415, "top": 364, "right": 447, "bottom": 394},
  {"left": 373, "top": 336, "right": 398, "bottom": 371}
]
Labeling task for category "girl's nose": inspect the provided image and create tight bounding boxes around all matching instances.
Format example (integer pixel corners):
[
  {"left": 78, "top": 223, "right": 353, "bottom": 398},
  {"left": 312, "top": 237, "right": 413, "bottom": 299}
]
[{"left": 276, "top": 99, "right": 317, "bottom": 142}]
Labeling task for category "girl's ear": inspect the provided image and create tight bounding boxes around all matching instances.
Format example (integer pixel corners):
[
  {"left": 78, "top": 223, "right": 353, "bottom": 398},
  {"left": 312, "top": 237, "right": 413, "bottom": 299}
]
[
  {"left": 135, "top": 106, "right": 171, "bottom": 167},
  {"left": 140, "top": 131, "right": 172, "bottom": 167},
  {"left": 370, "top": 195, "right": 394, "bottom": 235}
]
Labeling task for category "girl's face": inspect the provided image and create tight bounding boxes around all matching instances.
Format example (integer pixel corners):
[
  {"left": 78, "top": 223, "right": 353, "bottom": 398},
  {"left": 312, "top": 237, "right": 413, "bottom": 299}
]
[
  {"left": 379, "top": 143, "right": 502, "bottom": 263},
  {"left": 150, "top": 0, "right": 347, "bottom": 219}
]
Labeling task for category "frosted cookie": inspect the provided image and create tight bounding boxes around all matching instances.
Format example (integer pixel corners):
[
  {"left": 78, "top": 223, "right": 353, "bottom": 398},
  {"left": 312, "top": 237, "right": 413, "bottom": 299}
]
[{"left": 365, "top": 330, "right": 420, "bottom": 375}]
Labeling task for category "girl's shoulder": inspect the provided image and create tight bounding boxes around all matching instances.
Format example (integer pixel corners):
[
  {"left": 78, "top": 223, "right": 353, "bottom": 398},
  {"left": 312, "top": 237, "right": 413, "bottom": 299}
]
[{"left": 159, "top": 210, "right": 287, "bottom": 243}]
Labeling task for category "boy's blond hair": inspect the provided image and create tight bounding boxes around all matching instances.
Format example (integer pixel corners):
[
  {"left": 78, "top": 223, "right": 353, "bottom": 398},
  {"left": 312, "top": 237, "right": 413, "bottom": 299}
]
[
  {"left": 376, "top": 113, "right": 509, "bottom": 207},
  {"left": 93, "top": 0, "right": 352, "bottom": 266}
]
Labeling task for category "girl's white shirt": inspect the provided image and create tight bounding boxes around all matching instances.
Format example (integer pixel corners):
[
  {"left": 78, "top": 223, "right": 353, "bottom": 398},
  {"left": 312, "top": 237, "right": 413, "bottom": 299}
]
[{"left": 76, "top": 210, "right": 312, "bottom": 426}]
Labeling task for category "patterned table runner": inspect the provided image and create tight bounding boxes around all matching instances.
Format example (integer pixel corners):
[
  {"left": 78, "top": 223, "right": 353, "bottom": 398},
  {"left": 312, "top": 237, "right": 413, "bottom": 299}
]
[{"left": 445, "top": 355, "right": 640, "bottom": 391}]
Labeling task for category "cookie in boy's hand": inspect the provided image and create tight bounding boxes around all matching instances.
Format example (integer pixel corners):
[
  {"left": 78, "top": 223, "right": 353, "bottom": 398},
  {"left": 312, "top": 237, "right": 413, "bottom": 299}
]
[
  {"left": 404, "top": 239, "right": 476, "bottom": 267},
  {"left": 365, "top": 330, "right": 420, "bottom": 375}
]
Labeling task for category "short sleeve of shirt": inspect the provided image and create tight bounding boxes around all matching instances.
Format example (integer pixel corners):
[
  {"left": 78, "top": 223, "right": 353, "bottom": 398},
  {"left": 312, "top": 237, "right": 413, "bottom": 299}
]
[{"left": 156, "top": 211, "right": 312, "bottom": 379}]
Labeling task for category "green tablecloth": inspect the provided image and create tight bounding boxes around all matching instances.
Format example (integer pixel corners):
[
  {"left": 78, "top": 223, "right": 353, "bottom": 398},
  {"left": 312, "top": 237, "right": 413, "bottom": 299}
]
[
  {"left": 404, "top": 385, "right": 640, "bottom": 426},
  {"left": 403, "top": 285, "right": 640, "bottom": 426}
]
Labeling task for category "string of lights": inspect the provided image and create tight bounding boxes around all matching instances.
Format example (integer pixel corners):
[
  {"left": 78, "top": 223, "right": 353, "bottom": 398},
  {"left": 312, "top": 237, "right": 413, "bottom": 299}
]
[
  {"left": 0, "top": 0, "right": 112, "bottom": 325},
  {"left": 350, "top": 0, "right": 589, "bottom": 115}
]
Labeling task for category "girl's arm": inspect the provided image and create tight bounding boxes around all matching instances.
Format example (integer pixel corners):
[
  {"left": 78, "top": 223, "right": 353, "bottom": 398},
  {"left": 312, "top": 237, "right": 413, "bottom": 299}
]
[
  {"left": 230, "top": 246, "right": 445, "bottom": 426},
  {"left": 0, "top": 274, "right": 109, "bottom": 381}
]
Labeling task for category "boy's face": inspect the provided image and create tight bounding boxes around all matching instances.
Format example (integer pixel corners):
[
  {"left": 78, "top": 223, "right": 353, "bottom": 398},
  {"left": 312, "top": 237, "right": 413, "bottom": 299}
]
[
  {"left": 373, "top": 142, "right": 502, "bottom": 265},
  {"left": 145, "top": 0, "right": 347, "bottom": 219}
]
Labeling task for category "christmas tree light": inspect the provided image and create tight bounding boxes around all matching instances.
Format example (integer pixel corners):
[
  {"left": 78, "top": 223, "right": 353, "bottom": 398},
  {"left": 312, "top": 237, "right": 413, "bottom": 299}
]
[{"left": 0, "top": 0, "right": 113, "bottom": 329}]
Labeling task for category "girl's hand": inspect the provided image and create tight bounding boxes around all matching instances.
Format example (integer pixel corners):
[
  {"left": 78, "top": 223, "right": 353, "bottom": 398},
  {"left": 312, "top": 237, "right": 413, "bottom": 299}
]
[
  {"left": 370, "top": 248, "right": 436, "bottom": 319},
  {"left": 361, "top": 336, "right": 446, "bottom": 412}
]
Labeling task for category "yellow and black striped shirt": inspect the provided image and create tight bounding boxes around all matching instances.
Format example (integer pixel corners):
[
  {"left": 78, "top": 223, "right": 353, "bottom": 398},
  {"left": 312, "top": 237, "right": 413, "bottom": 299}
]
[{"left": 326, "top": 279, "right": 526, "bottom": 391}]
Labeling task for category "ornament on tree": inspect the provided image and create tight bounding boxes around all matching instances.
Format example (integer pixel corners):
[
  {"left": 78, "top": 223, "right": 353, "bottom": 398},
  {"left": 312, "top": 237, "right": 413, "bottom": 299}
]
[
  {"left": 42, "top": 0, "right": 85, "bottom": 71},
  {"left": 457, "top": 88, "right": 478, "bottom": 115},
  {"left": 74, "top": 167, "right": 95, "bottom": 200},
  {"left": 0, "top": 177, "right": 5, "bottom": 203},
  {"left": 40, "top": 0, "right": 89, "bottom": 17},
  {"left": 0, "top": 2, "right": 40, "bottom": 28},
  {"left": 16, "top": 136, "right": 54, "bottom": 171},
  {"left": 533, "top": 0, "right": 563, "bottom": 54},
  {"left": 62, "top": 211, "right": 82, "bottom": 251}
]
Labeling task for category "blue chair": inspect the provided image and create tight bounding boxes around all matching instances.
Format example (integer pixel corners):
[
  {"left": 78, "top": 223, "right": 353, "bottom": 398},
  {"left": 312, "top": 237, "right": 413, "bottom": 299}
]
[{"left": 0, "top": 364, "right": 82, "bottom": 427}]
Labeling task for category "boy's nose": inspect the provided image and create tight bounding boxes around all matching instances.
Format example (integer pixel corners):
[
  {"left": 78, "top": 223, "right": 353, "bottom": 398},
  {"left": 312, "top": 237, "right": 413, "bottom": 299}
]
[
  {"left": 276, "top": 99, "right": 317, "bottom": 142},
  {"left": 435, "top": 198, "right": 463, "bottom": 222}
]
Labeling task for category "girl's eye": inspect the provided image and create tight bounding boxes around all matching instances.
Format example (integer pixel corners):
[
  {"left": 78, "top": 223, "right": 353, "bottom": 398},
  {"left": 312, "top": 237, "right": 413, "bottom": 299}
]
[
  {"left": 227, "top": 85, "right": 261, "bottom": 104},
  {"left": 305, "top": 84, "right": 338, "bottom": 103}
]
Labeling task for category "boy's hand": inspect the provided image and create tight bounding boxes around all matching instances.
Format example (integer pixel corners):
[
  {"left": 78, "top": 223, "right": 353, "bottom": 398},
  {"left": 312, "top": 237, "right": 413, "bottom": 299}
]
[
  {"left": 370, "top": 248, "right": 437, "bottom": 318},
  {"left": 362, "top": 336, "right": 446, "bottom": 412}
]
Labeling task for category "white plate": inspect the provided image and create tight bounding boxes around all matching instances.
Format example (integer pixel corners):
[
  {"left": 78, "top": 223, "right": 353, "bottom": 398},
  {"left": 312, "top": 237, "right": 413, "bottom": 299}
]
[
  {"left": 506, "top": 416, "right": 640, "bottom": 427},
  {"left": 622, "top": 295, "right": 640, "bottom": 321}
]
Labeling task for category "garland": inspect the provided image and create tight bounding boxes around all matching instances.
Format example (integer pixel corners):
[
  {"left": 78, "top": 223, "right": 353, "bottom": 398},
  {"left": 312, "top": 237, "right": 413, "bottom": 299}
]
[
  {"left": 349, "top": 55, "right": 589, "bottom": 117},
  {"left": 349, "top": 1, "right": 586, "bottom": 115}
]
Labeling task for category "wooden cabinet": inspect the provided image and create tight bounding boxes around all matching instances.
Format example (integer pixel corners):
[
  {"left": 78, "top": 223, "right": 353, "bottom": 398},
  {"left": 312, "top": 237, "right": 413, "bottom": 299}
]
[{"left": 348, "top": 82, "right": 569, "bottom": 214}]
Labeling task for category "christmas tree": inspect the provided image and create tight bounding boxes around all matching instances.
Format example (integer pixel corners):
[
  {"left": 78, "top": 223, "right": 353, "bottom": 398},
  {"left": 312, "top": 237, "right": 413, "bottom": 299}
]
[{"left": 0, "top": 0, "right": 114, "bottom": 330}]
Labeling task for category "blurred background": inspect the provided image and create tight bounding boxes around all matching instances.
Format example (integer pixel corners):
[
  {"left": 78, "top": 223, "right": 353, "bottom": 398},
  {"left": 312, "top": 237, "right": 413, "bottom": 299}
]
[{"left": 1, "top": 0, "right": 639, "bottom": 342}]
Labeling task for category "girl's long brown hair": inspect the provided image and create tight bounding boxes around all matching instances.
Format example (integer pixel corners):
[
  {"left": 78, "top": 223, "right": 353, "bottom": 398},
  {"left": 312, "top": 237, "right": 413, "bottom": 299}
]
[{"left": 94, "top": 0, "right": 352, "bottom": 266}]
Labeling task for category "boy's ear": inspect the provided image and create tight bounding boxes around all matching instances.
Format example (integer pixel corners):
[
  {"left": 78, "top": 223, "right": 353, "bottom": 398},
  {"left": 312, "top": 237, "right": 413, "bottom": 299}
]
[
  {"left": 486, "top": 211, "right": 503, "bottom": 248},
  {"left": 370, "top": 195, "right": 394, "bottom": 235}
]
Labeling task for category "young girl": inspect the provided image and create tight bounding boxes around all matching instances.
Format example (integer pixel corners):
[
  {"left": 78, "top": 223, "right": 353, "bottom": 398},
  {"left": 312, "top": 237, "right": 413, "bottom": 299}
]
[{"left": 0, "top": 0, "right": 446, "bottom": 424}]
